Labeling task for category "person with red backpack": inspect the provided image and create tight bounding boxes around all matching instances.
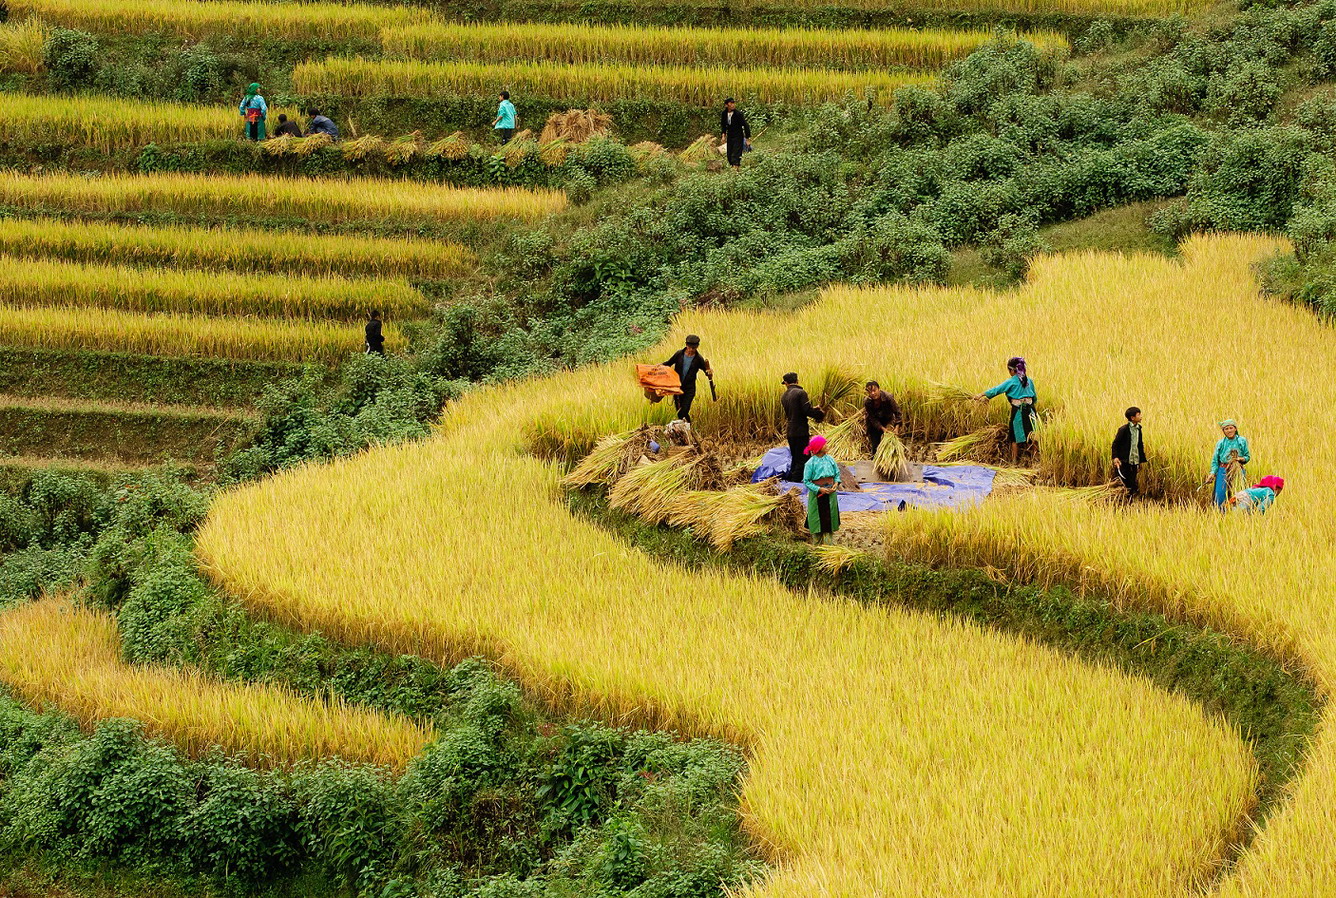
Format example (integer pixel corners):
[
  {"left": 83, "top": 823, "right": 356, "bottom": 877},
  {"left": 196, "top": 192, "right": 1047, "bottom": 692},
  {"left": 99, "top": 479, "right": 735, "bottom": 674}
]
[{"left": 239, "top": 83, "right": 268, "bottom": 141}]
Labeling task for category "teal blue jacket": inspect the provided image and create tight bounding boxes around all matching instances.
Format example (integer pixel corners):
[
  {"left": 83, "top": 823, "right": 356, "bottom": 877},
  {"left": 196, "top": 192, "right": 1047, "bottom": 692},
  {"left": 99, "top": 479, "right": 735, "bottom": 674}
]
[
  {"left": 984, "top": 375, "right": 1037, "bottom": 403},
  {"left": 1212, "top": 435, "right": 1250, "bottom": 472}
]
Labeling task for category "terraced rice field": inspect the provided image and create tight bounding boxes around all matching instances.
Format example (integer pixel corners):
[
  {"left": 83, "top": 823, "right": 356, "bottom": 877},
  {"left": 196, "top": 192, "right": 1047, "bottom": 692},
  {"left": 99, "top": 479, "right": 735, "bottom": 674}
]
[{"left": 197, "top": 233, "right": 1335, "bottom": 897}]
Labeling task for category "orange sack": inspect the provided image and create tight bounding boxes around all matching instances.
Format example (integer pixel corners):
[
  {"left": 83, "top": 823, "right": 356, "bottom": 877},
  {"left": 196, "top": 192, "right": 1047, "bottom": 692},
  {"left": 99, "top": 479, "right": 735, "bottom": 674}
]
[{"left": 636, "top": 364, "right": 682, "bottom": 403}]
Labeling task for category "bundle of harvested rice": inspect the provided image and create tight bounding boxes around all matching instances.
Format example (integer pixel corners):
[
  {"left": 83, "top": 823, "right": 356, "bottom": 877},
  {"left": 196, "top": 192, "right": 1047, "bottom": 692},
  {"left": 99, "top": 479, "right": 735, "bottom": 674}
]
[
  {"left": 291, "top": 133, "right": 333, "bottom": 156},
  {"left": 501, "top": 130, "right": 535, "bottom": 167},
  {"left": 562, "top": 429, "right": 640, "bottom": 488},
  {"left": 873, "top": 428, "right": 911, "bottom": 481},
  {"left": 813, "top": 544, "right": 862, "bottom": 575},
  {"left": 538, "top": 136, "right": 569, "bottom": 166},
  {"left": 608, "top": 455, "right": 701, "bottom": 524},
  {"left": 385, "top": 132, "right": 422, "bottom": 164},
  {"left": 1051, "top": 482, "right": 1122, "bottom": 503},
  {"left": 629, "top": 141, "right": 666, "bottom": 158},
  {"left": 817, "top": 413, "right": 868, "bottom": 461},
  {"left": 934, "top": 424, "right": 1005, "bottom": 462},
  {"left": 925, "top": 381, "right": 976, "bottom": 406},
  {"left": 538, "top": 108, "right": 613, "bottom": 145},
  {"left": 262, "top": 135, "right": 297, "bottom": 157},
  {"left": 341, "top": 134, "right": 385, "bottom": 161},
  {"left": 668, "top": 483, "right": 787, "bottom": 550},
  {"left": 678, "top": 134, "right": 718, "bottom": 165},
  {"left": 424, "top": 131, "right": 469, "bottom": 160},
  {"left": 812, "top": 368, "right": 863, "bottom": 419}
]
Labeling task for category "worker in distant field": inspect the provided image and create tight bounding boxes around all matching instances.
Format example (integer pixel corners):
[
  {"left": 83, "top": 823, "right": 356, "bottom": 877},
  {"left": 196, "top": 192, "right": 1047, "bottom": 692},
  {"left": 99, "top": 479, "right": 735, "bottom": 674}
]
[
  {"left": 365, "top": 310, "right": 385, "bottom": 356},
  {"left": 305, "top": 109, "right": 340, "bottom": 141},
  {"left": 863, "top": 380, "right": 902, "bottom": 456},
  {"left": 661, "top": 334, "right": 713, "bottom": 423},
  {"left": 1229, "top": 474, "right": 1284, "bottom": 514},
  {"left": 719, "top": 97, "right": 751, "bottom": 170},
  {"left": 975, "top": 356, "right": 1036, "bottom": 465},
  {"left": 493, "top": 91, "right": 517, "bottom": 144},
  {"left": 1111, "top": 406, "right": 1147, "bottom": 500},
  {"left": 781, "top": 372, "right": 824, "bottom": 483},
  {"left": 272, "top": 113, "right": 302, "bottom": 139},
  {"left": 1210, "top": 419, "right": 1250, "bottom": 509},
  {"left": 802, "top": 434, "right": 841, "bottom": 545},
  {"left": 239, "top": 83, "right": 267, "bottom": 141}
]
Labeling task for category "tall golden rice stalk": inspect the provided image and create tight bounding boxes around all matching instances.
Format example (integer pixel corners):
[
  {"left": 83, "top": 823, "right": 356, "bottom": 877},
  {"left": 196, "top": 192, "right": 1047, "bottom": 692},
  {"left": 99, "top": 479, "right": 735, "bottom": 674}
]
[
  {"left": 383, "top": 21, "right": 1068, "bottom": 72},
  {"left": 0, "top": 254, "right": 425, "bottom": 321},
  {"left": 0, "top": 216, "right": 476, "bottom": 280},
  {"left": 293, "top": 57, "right": 930, "bottom": 107},
  {"left": 0, "top": 599, "right": 434, "bottom": 768},
  {"left": 0, "top": 171, "right": 565, "bottom": 225}
]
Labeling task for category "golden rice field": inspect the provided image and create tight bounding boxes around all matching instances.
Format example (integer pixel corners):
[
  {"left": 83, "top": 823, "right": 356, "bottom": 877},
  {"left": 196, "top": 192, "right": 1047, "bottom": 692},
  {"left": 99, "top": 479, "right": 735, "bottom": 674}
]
[
  {"left": 294, "top": 57, "right": 931, "bottom": 106},
  {"left": 0, "top": 217, "right": 476, "bottom": 280},
  {"left": 0, "top": 302, "right": 397, "bottom": 363},
  {"left": 0, "top": 93, "right": 245, "bottom": 150},
  {"left": 193, "top": 236, "right": 1336, "bottom": 897},
  {"left": 726, "top": 0, "right": 1199, "bottom": 13},
  {"left": 0, "top": 598, "right": 434, "bottom": 768},
  {"left": 0, "top": 20, "right": 45, "bottom": 74},
  {"left": 381, "top": 21, "right": 1067, "bottom": 71},
  {"left": 0, "top": 171, "right": 566, "bottom": 225},
  {"left": 0, "top": 254, "right": 423, "bottom": 321},
  {"left": 5, "top": 0, "right": 426, "bottom": 41}
]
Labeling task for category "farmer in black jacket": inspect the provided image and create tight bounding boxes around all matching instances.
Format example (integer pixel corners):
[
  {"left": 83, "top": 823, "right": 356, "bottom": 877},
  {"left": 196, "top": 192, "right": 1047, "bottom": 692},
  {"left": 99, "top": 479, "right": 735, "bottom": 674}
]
[
  {"left": 1111, "top": 406, "right": 1147, "bottom": 499},
  {"left": 365, "top": 310, "right": 385, "bottom": 355},
  {"left": 781, "top": 372, "right": 824, "bottom": 483},
  {"left": 719, "top": 98, "right": 751, "bottom": 169},
  {"left": 662, "top": 334, "right": 713, "bottom": 422}
]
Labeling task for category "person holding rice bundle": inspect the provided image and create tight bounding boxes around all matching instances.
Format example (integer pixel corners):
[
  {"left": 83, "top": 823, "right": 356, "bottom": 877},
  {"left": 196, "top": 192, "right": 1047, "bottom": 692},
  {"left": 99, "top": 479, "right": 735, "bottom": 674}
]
[
  {"left": 802, "top": 434, "right": 840, "bottom": 545},
  {"left": 1228, "top": 475, "right": 1284, "bottom": 514},
  {"left": 1210, "top": 419, "right": 1251, "bottom": 509},
  {"left": 239, "top": 83, "right": 267, "bottom": 141},
  {"left": 975, "top": 356, "right": 1036, "bottom": 465}
]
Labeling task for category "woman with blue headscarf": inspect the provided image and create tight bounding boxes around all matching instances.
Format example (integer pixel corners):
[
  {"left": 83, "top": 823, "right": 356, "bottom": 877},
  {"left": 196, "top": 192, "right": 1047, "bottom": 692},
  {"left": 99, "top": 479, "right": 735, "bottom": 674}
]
[
  {"left": 976, "top": 356, "right": 1037, "bottom": 464},
  {"left": 1210, "top": 419, "right": 1250, "bottom": 509},
  {"left": 239, "top": 83, "right": 267, "bottom": 141}
]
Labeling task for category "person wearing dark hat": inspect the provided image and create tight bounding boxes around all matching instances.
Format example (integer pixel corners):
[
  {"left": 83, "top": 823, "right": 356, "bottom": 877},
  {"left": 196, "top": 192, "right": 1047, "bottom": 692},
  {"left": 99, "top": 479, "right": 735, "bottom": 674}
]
[
  {"left": 719, "top": 97, "right": 751, "bottom": 169},
  {"left": 662, "top": 335, "right": 713, "bottom": 422},
  {"left": 781, "top": 372, "right": 824, "bottom": 483}
]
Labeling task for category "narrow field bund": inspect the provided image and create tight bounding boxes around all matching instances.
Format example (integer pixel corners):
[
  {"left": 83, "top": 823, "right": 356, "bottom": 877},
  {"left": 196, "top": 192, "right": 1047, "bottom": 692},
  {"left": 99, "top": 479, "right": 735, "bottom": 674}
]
[
  {"left": 380, "top": 21, "right": 1068, "bottom": 70},
  {"left": 0, "top": 255, "right": 427, "bottom": 321},
  {"left": 294, "top": 57, "right": 932, "bottom": 105},
  {"left": 199, "top": 234, "right": 1336, "bottom": 897},
  {"left": 0, "top": 217, "right": 476, "bottom": 280},
  {"left": 0, "top": 395, "right": 257, "bottom": 465},
  {"left": 0, "top": 171, "right": 566, "bottom": 226},
  {"left": 0, "top": 599, "right": 435, "bottom": 769}
]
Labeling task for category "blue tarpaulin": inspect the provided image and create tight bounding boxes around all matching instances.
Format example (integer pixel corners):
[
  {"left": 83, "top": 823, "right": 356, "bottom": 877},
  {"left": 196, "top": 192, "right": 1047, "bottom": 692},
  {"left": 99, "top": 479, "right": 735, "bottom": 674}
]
[{"left": 751, "top": 446, "right": 996, "bottom": 512}]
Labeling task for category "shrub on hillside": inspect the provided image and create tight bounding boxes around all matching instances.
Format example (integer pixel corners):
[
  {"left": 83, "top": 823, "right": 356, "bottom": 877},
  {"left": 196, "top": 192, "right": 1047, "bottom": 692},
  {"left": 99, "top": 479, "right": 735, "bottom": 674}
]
[{"left": 42, "top": 27, "right": 99, "bottom": 90}]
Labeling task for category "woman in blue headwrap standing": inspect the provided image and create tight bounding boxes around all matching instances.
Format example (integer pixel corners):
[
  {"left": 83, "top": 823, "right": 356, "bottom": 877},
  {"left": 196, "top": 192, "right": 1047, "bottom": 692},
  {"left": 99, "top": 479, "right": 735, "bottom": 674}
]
[
  {"left": 976, "top": 356, "right": 1037, "bottom": 464},
  {"left": 1210, "top": 419, "right": 1250, "bottom": 509},
  {"left": 239, "top": 83, "right": 267, "bottom": 141}
]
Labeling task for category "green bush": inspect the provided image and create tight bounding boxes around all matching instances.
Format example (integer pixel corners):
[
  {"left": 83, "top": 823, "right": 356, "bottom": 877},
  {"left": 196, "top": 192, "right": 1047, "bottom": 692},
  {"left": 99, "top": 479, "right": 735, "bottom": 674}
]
[
  {"left": 980, "top": 213, "right": 1049, "bottom": 280},
  {"left": 42, "top": 28, "right": 100, "bottom": 91}
]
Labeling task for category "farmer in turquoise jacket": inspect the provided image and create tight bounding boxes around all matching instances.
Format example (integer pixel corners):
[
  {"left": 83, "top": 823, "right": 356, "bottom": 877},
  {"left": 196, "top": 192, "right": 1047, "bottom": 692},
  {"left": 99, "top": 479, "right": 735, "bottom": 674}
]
[
  {"left": 802, "top": 434, "right": 841, "bottom": 545},
  {"left": 239, "top": 83, "right": 267, "bottom": 141},
  {"left": 975, "top": 356, "right": 1037, "bottom": 464},
  {"left": 493, "top": 91, "right": 516, "bottom": 144},
  {"left": 1210, "top": 419, "right": 1251, "bottom": 508}
]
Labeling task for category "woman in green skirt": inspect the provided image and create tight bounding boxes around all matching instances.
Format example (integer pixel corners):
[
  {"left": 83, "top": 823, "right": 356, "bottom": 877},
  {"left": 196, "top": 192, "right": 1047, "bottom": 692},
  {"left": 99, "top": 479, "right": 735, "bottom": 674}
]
[
  {"left": 801, "top": 434, "right": 841, "bottom": 545},
  {"left": 976, "top": 356, "right": 1037, "bottom": 464}
]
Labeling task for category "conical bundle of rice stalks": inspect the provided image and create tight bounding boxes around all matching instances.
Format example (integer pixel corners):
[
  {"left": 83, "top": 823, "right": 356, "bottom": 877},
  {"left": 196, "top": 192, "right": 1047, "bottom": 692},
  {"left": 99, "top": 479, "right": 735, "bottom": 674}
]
[
  {"left": 262, "top": 135, "right": 297, "bottom": 157},
  {"left": 341, "top": 134, "right": 385, "bottom": 161},
  {"left": 385, "top": 131, "right": 422, "bottom": 165},
  {"left": 669, "top": 484, "right": 786, "bottom": 550},
  {"left": 291, "top": 133, "right": 333, "bottom": 156},
  {"left": 873, "top": 428, "right": 911, "bottom": 481},
  {"left": 629, "top": 141, "right": 666, "bottom": 159},
  {"left": 934, "top": 424, "right": 1005, "bottom": 463},
  {"left": 817, "top": 413, "right": 868, "bottom": 462},
  {"left": 539, "top": 109, "right": 613, "bottom": 145},
  {"left": 425, "top": 131, "right": 469, "bottom": 160},
  {"left": 678, "top": 134, "right": 719, "bottom": 165},
  {"left": 501, "top": 130, "right": 535, "bottom": 168},
  {"left": 608, "top": 455, "right": 701, "bottom": 524},
  {"left": 813, "top": 544, "right": 862, "bottom": 575},
  {"left": 562, "top": 429, "right": 640, "bottom": 489},
  {"left": 812, "top": 367, "right": 862, "bottom": 419},
  {"left": 538, "top": 136, "right": 569, "bottom": 167}
]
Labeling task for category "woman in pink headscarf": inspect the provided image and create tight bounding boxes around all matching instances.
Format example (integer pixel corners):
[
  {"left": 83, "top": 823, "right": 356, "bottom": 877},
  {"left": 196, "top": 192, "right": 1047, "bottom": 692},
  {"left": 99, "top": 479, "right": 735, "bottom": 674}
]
[
  {"left": 802, "top": 434, "right": 841, "bottom": 544},
  {"left": 1229, "top": 475, "right": 1284, "bottom": 514}
]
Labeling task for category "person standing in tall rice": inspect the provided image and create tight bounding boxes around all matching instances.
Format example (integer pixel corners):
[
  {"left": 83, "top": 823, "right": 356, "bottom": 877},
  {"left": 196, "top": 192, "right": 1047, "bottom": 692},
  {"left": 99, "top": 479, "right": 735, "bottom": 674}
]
[
  {"left": 661, "top": 334, "right": 713, "bottom": 423},
  {"left": 1210, "top": 419, "right": 1250, "bottom": 509},
  {"left": 493, "top": 91, "right": 517, "bottom": 144},
  {"left": 781, "top": 372, "right": 824, "bottom": 483},
  {"left": 719, "top": 97, "right": 751, "bottom": 170},
  {"left": 802, "top": 435, "right": 841, "bottom": 546},
  {"left": 364, "top": 310, "right": 385, "bottom": 356},
  {"left": 1112, "top": 406, "right": 1147, "bottom": 500},
  {"left": 239, "top": 83, "right": 267, "bottom": 141},
  {"left": 975, "top": 356, "right": 1037, "bottom": 465}
]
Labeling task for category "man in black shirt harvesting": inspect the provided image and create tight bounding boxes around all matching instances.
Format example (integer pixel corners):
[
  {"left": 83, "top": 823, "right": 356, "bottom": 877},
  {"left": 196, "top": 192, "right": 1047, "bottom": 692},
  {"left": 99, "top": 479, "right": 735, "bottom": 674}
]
[{"left": 662, "top": 334, "right": 713, "bottom": 422}]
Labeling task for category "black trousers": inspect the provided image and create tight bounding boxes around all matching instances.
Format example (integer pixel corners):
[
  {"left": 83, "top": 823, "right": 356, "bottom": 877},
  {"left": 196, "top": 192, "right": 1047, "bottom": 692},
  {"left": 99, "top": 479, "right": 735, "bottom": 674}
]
[
  {"left": 496, "top": 128, "right": 514, "bottom": 144},
  {"left": 1118, "top": 463, "right": 1140, "bottom": 497},
  {"left": 868, "top": 428, "right": 883, "bottom": 456},
  {"left": 786, "top": 436, "right": 808, "bottom": 482},
  {"left": 674, "top": 391, "right": 695, "bottom": 422}
]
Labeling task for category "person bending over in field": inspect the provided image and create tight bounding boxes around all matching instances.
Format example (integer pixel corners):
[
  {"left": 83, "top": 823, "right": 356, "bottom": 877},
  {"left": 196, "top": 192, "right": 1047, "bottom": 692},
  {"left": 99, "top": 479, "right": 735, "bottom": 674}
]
[
  {"left": 1209, "top": 419, "right": 1250, "bottom": 509},
  {"left": 1112, "top": 406, "right": 1147, "bottom": 500},
  {"left": 493, "top": 91, "right": 517, "bottom": 145},
  {"left": 305, "top": 109, "right": 340, "bottom": 141},
  {"left": 661, "top": 334, "right": 713, "bottom": 423},
  {"left": 719, "top": 97, "right": 751, "bottom": 169},
  {"left": 239, "top": 83, "right": 267, "bottom": 141},
  {"left": 1229, "top": 475, "right": 1283, "bottom": 514},
  {"left": 975, "top": 356, "right": 1036, "bottom": 465},
  {"left": 365, "top": 310, "right": 385, "bottom": 356},
  {"left": 802, "top": 435, "right": 841, "bottom": 545},
  {"left": 782, "top": 372, "right": 824, "bottom": 484},
  {"left": 864, "top": 381, "right": 902, "bottom": 456},
  {"left": 272, "top": 113, "right": 302, "bottom": 139}
]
